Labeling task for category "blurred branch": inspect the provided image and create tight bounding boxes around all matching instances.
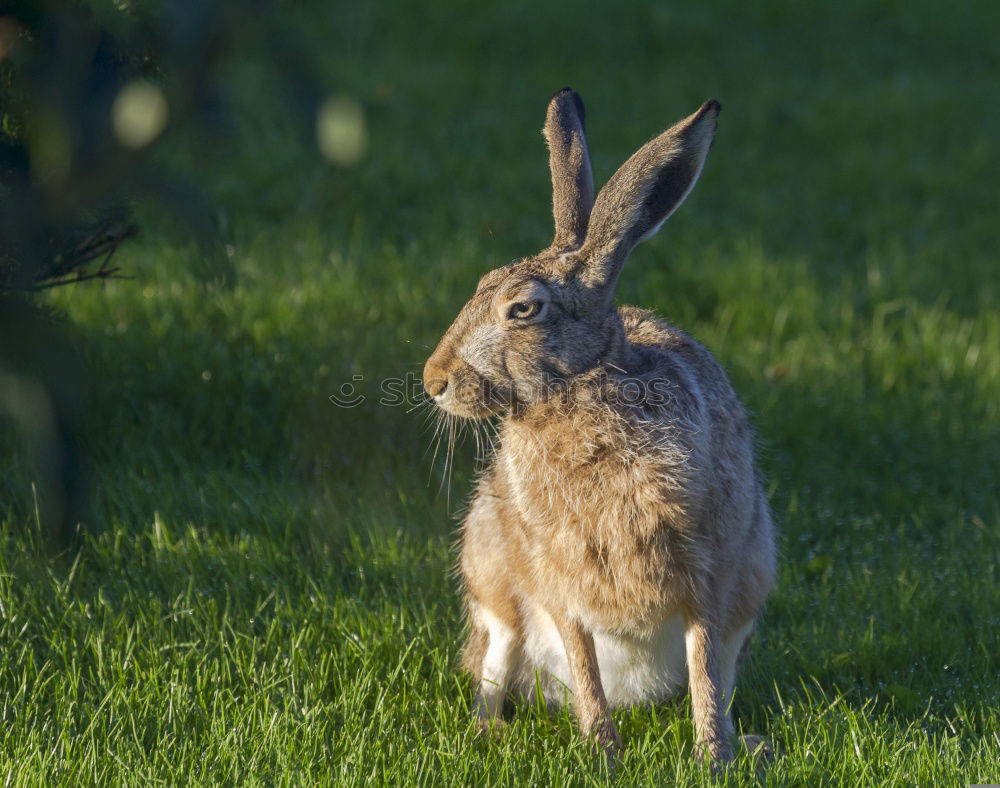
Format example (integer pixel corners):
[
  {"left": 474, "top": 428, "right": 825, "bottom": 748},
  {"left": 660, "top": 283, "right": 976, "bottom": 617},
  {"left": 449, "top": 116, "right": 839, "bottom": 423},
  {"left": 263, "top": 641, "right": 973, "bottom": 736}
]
[{"left": 1, "top": 217, "right": 138, "bottom": 292}]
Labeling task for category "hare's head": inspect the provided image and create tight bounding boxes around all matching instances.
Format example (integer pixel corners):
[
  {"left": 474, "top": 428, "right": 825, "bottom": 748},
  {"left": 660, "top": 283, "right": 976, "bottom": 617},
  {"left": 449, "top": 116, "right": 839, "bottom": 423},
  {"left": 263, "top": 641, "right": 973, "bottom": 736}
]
[{"left": 424, "top": 89, "right": 719, "bottom": 418}]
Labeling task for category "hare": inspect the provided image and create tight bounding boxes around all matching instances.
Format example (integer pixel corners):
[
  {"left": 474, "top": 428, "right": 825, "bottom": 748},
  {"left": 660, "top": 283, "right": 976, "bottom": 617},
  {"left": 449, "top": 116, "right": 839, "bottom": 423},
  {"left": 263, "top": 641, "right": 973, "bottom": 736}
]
[{"left": 422, "top": 88, "right": 776, "bottom": 765}]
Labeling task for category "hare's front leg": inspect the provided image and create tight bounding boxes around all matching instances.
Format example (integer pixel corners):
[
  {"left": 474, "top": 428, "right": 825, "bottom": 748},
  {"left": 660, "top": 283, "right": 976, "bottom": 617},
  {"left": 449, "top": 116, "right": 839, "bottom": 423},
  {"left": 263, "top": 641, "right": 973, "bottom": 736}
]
[
  {"left": 554, "top": 616, "right": 622, "bottom": 755},
  {"left": 684, "top": 615, "right": 734, "bottom": 763}
]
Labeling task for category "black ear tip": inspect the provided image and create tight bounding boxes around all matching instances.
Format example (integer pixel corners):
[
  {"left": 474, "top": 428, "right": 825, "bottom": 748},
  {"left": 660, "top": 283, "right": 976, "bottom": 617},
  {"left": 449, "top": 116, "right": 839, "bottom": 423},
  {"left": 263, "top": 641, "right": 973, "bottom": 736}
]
[
  {"left": 550, "top": 87, "right": 576, "bottom": 105},
  {"left": 701, "top": 98, "right": 722, "bottom": 116},
  {"left": 550, "top": 87, "right": 586, "bottom": 126}
]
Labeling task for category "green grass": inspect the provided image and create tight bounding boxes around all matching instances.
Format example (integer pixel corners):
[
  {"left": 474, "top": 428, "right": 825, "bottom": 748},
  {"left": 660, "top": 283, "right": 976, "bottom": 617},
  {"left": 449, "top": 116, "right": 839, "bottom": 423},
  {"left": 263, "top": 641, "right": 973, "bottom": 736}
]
[{"left": 2, "top": 0, "right": 999, "bottom": 783}]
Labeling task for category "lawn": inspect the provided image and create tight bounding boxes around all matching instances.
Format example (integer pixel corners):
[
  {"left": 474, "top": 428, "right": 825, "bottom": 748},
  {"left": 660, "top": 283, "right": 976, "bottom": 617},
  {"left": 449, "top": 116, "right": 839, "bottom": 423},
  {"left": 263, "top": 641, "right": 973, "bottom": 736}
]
[{"left": 1, "top": 0, "right": 999, "bottom": 783}]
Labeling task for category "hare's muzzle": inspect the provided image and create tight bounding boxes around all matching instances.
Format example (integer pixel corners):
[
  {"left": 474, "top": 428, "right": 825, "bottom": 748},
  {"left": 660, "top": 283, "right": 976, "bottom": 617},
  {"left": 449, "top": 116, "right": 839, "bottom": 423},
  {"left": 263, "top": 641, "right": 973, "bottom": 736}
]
[
  {"left": 423, "top": 375, "right": 448, "bottom": 399},
  {"left": 422, "top": 351, "right": 450, "bottom": 400},
  {"left": 423, "top": 348, "right": 504, "bottom": 419}
]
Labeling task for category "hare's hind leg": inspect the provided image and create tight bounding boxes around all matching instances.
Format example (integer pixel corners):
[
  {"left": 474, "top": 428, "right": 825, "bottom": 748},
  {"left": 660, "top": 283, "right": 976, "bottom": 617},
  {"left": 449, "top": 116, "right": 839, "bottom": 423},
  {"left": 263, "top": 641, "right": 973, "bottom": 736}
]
[
  {"left": 684, "top": 616, "right": 734, "bottom": 763},
  {"left": 719, "top": 620, "right": 774, "bottom": 758},
  {"left": 685, "top": 601, "right": 768, "bottom": 763},
  {"left": 460, "top": 481, "right": 526, "bottom": 729},
  {"left": 723, "top": 621, "right": 776, "bottom": 763},
  {"left": 720, "top": 620, "right": 754, "bottom": 712}
]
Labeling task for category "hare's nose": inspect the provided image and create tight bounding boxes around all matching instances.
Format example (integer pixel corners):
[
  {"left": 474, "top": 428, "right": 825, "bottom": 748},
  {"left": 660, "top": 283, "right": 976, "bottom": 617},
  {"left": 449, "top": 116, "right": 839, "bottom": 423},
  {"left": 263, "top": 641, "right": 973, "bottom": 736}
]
[
  {"left": 423, "top": 351, "right": 451, "bottom": 399},
  {"left": 424, "top": 376, "right": 448, "bottom": 398}
]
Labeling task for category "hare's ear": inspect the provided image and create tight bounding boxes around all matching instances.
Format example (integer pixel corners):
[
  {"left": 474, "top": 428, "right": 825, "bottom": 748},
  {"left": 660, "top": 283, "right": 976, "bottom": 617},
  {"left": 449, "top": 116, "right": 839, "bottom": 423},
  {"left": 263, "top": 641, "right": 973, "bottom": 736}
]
[
  {"left": 577, "top": 99, "right": 720, "bottom": 293},
  {"left": 544, "top": 88, "right": 594, "bottom": 252}
]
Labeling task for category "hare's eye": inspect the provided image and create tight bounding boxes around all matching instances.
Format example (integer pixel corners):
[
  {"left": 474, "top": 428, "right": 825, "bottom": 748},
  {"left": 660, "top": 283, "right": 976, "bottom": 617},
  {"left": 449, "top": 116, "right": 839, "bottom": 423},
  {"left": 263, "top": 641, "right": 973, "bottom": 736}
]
[{"left": 508, "top": 301, "right": 541, "bottom": 320}]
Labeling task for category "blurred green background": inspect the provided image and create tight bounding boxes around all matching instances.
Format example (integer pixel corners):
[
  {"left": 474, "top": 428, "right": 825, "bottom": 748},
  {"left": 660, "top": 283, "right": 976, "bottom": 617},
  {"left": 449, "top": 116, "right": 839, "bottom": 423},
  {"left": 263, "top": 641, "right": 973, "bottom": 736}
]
[{"left": 0, "top": 0, "right": 998, "bottom": 783}]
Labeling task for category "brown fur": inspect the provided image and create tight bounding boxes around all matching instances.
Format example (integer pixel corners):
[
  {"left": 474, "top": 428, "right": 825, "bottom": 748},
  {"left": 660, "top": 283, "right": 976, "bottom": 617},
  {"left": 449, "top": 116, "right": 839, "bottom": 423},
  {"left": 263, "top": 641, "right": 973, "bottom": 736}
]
[{"left": 423, "top": 90, "right": 776, "bottom": 765}]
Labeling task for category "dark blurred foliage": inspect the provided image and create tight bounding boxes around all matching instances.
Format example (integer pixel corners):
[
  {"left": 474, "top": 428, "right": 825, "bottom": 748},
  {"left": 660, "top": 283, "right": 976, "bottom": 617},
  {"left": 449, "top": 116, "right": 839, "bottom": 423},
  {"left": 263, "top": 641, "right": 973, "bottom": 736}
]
[{"left": 0, "top": 0, "right": 324, "bottom": 547}]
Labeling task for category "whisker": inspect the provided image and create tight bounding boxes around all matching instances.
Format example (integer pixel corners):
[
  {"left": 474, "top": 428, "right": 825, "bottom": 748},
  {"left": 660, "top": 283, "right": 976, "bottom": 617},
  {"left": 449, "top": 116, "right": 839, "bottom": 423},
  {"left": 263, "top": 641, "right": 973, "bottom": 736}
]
[
  {"left": 437, "top": 414, "right": 450, "bottom": 494},
  {"left": 406, "top": 397, "right": 430, "bottom": 415},
  {"left": 416, "top": 407, "right": 435, "bottom": 426},
  {"left": 474, "top": 419, "right": 493, "bottom": 468},
  {"left": 414, "top": 393, "right": 504, "bottom": 505},
  {"left": 442, "top": 414, "right": 457, "bottom": 507},
  {"left": 472, "top": 419, "right": 483, "bottom": 468},
  {"left": 427, "top": 409, "right": 447, "bottom": 482},
  {"left": 484, "top": 417, "right": 501, "bottom": 459}
]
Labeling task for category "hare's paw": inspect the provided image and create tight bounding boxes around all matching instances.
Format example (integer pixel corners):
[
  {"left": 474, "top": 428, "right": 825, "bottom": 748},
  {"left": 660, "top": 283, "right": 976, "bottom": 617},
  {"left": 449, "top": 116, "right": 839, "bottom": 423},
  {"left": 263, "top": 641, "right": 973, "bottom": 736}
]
[
  {"left": 476, "top": 715, "right": 507, "bottom": 740},
  {"left": 473, "top": 688, "right": 509, "bottom": 739},
  {"left": 587, "top": 714, "right": 623, "bottom": 760},
  {"left": 740, "top": 734, "right": 776, "bottom": 768},
  {"left": 693, "top": 733, "right": 736, "bottom": 776}
]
